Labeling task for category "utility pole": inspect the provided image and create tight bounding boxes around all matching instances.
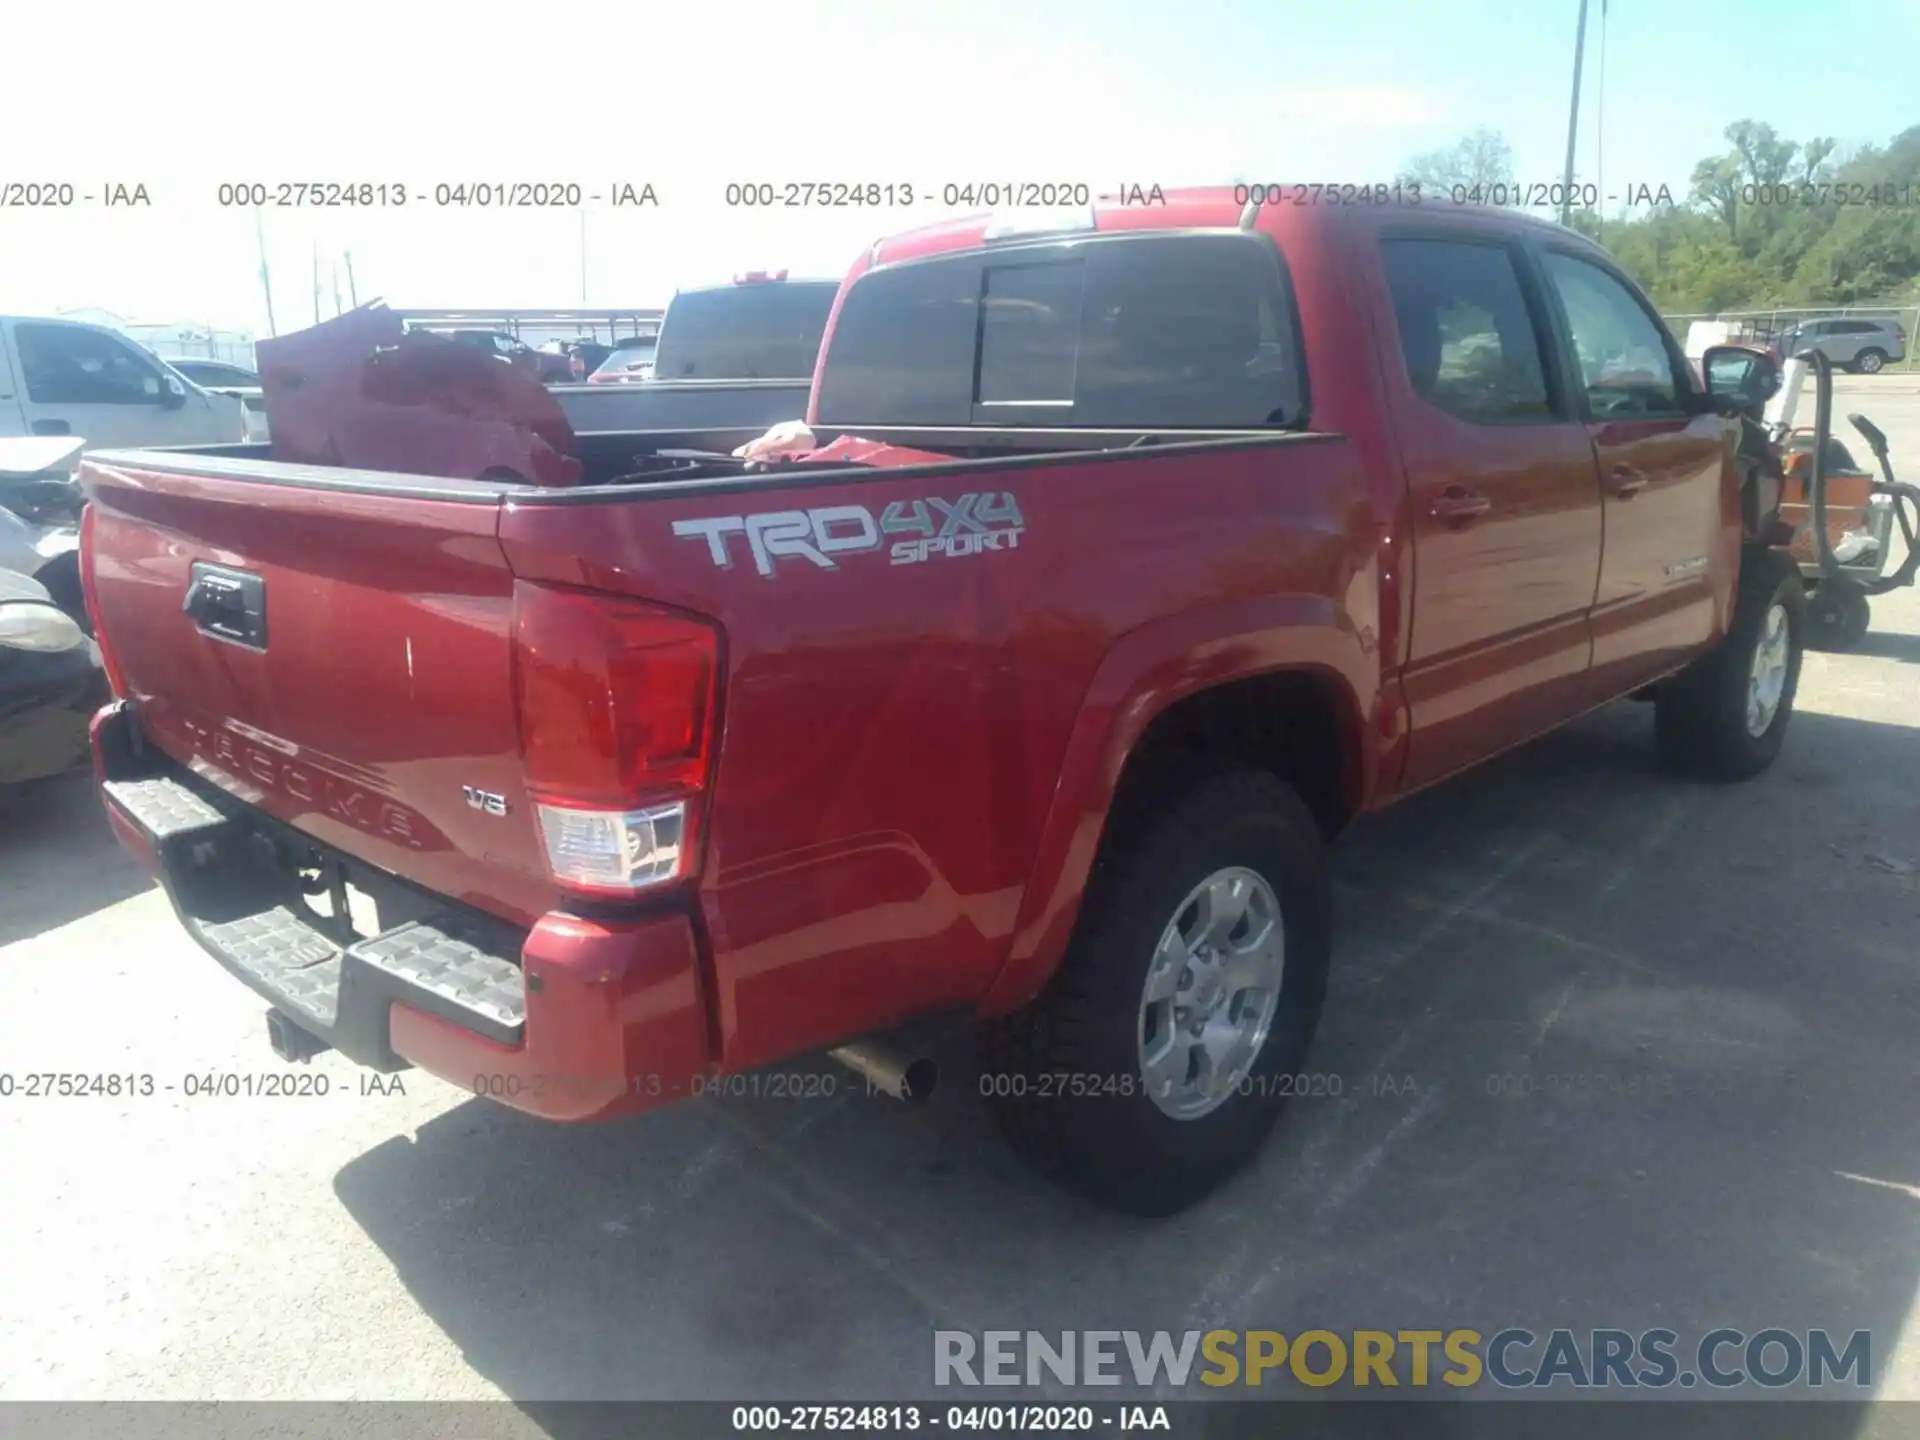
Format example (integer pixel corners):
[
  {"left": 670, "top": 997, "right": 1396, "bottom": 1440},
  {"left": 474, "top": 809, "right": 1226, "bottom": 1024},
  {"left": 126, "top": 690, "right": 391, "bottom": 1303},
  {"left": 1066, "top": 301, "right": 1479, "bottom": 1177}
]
[
  {"left": 311, "top": 242, "right": 322, "bottom": 325},
  {"left": 1559, "top": 0, "right": 1591, "bottom": 226},
  {"left": 331, "top": 260, "right": 343, "bottom": 316},
  {"left": 254, "top": 210, "right": 278, "bottom": 336},
  {"left": 344, "top": 251, "right": 359, "bottom": 307}
]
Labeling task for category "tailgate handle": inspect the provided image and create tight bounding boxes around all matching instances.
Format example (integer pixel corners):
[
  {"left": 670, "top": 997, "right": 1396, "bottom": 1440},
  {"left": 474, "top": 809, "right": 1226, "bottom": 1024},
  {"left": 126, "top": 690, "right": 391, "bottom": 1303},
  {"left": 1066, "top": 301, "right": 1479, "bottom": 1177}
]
[{"left": 184, "top": 563, "right": 268, "bottom": 650}]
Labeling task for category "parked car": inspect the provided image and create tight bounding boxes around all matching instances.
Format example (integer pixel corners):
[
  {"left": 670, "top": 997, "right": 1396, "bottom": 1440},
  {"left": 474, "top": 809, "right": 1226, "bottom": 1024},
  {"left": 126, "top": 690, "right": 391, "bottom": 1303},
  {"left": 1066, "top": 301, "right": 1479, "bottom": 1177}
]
[
  {"left": 0, "top": 316, "right": 252, "bottom": 448},
  {"left": 649, "top": 273, "right": 837, "bottom": 380},
  {"left": 1774, "top": 316, "right": 1907, "bottom": 373},
  {"left": 585, "top": 337, "right": 656, "bottom": 383},
  {"left": 0, "top": 566, "right": 105, "bottom": 790},
  {"left": 565, "top": 340, "right": 613, "bottom": 381},
  {"left": 166, "top": 358, "right": 260, "bottom": 389},
  {"left": 160, "top": 358, "right": 271, "bottom": 442},
  {"left": 429, "top": 329, "right": 574, "bottom": 383},
  {"left": 78, "top": 191, "right": 1801, "bottom": 1216},
  {"left": 0, "top": 437, "right": 86, "bottom": 630}
]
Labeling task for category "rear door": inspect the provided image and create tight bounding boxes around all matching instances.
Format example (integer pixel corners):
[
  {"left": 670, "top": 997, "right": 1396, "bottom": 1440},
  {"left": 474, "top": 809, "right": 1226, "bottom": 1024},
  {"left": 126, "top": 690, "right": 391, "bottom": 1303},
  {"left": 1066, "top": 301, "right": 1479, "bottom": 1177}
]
[
  {"left": 1536, "top": 247, "right": 1730, "bottom": 697},
  {"left": 1377, "top": 232, "right": 1604, "bottom": 792}
]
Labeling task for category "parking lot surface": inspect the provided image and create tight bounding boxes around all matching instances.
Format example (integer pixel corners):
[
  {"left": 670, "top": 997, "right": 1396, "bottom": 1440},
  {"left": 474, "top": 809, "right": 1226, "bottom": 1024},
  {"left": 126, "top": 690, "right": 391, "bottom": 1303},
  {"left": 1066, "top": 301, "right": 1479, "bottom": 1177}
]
[{"left": 3, "top": 376, "right": 1919, "bottom": 1407}]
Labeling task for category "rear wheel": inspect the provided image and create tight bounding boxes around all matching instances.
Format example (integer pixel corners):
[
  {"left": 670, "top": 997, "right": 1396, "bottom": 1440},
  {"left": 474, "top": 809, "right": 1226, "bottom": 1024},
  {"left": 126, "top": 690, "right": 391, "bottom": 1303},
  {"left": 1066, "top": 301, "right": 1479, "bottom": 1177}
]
[
  {"left": 1655, "top": 547, "right": 1804, "bottom": 780},
  {"left": 1855, "top": 348, "right": 1887, "bottom": 375},
  {"left": 978, "top": 766, "right": 1331, "bottom": 1216}
]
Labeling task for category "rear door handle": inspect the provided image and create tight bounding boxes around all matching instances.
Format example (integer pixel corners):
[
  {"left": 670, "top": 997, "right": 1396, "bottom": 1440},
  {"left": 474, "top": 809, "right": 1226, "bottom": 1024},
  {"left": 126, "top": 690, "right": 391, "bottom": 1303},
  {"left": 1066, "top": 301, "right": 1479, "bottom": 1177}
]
[
  {"left": 1607, "top": 466, "right": 1648, "bottom": 498},
  {"left": 1430, "top": 487, "right": 1492, "bottom": 525},
  {"left": 30, "top": 419, "right": 71, "bottom": 435}
]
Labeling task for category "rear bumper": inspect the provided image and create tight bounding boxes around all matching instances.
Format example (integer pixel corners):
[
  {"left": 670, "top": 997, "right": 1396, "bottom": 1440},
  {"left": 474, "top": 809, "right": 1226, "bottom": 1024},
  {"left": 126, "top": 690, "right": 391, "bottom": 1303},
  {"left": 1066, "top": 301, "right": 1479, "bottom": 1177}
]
[{"left": 91, "top": 701, "right": 711, "bottom": 1120}]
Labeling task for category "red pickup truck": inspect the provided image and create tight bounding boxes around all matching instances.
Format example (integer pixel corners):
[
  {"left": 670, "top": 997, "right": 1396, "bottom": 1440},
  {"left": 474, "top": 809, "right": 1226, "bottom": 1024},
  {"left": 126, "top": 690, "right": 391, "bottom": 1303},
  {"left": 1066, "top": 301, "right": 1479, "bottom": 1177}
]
[{"left": 78, "top": 190, "right": 1802, "bottom": 1215}]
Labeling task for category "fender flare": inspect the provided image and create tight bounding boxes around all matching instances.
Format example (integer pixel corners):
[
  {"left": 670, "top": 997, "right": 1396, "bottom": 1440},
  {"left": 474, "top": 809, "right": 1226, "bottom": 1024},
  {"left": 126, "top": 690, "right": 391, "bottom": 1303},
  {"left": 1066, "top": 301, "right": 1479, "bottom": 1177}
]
[{"left": 978, "top": 592, "right": 1379, "bottom": 1015}]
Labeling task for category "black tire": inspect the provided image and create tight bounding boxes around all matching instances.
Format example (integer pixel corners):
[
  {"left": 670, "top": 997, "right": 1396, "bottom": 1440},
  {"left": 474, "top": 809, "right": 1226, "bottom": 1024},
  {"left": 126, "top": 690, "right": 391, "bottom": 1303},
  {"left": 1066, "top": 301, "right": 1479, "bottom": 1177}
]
[
  {"left": 1654, "top": 547, "right": 1804, "bottom": 781},
  {"left": 1805, "top": 583, "right": 1872, "bottom": 652},
  {"left": 978, "top": 766, "right": 1331, "bottom": 1217},
  {"left": 1855, "top": 348, "right": 1886, "bottom": 375}
]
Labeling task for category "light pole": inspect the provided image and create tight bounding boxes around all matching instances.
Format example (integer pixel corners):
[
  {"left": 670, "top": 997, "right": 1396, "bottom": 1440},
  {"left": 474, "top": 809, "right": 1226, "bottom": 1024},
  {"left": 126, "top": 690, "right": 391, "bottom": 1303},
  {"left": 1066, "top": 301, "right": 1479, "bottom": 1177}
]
[
  {"left": 1559, "top": 0, "right": 1591, "bottom": 226},
  {"left": 253, "top": 209, "right": 277, "bottom": 336}
]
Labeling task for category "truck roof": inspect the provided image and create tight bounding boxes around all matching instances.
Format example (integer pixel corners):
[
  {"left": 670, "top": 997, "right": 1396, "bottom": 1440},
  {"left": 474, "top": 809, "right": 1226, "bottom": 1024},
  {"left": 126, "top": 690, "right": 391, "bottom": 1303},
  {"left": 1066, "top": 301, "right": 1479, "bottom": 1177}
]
[
  {"left": 864, "top": 186, "right": 1590, "bottom": 269},
  {"left": 671, "top": 278, "right": 840, "bottom": 297}
]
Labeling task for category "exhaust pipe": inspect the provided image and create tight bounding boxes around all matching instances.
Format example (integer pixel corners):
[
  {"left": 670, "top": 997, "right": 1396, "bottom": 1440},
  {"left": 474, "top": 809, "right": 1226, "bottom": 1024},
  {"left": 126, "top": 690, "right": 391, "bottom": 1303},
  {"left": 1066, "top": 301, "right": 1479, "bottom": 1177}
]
[{"left": 829, "top": 1041, "right": 938, "bottom": 1104}]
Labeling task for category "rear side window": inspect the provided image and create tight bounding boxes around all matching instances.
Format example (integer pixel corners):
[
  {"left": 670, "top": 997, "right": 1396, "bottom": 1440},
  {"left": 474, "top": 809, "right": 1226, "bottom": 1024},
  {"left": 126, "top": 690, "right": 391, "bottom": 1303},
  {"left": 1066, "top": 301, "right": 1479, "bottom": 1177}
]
[
  {"left": 653, "top": 283, "right": 838, "bottom": 380},
  {"left": 1380, "top": 239, "right": 1552, "bottom": 423},
  {"left": 815, "top": 232, "right": 1305, "bottom": 429}
]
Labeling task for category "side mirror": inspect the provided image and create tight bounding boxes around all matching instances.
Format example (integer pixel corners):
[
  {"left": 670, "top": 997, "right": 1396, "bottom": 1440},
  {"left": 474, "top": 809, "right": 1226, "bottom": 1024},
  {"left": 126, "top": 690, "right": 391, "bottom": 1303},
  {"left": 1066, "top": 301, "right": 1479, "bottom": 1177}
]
[
  {"left": 1701, "top": 345, "right": 1781, "bottom": 420},
  {"left": 158, "top": 374, "right": 188, "bottom": 409}
]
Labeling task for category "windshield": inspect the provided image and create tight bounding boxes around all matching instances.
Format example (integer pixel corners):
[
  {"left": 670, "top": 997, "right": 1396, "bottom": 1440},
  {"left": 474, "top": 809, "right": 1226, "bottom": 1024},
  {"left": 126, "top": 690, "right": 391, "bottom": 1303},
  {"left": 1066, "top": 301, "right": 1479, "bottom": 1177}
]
[{"left": 652, "top": 282, "right": 837, "bottom": 379}]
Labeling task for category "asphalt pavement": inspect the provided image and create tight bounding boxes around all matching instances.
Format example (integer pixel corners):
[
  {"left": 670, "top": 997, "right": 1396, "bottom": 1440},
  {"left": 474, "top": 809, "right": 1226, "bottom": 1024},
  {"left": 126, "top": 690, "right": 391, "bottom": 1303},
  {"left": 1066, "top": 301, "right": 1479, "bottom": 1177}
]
[{"left": 2, "top": 376, "right": 1918, "bottom": 1415}]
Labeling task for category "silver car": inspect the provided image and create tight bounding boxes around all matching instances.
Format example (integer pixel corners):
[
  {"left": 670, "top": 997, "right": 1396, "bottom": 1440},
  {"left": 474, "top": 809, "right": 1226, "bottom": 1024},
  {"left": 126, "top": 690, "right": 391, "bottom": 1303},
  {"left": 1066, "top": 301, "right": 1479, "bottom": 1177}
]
[{"left": 1776, "top": 316, "right": 1908, "bottom": 374}]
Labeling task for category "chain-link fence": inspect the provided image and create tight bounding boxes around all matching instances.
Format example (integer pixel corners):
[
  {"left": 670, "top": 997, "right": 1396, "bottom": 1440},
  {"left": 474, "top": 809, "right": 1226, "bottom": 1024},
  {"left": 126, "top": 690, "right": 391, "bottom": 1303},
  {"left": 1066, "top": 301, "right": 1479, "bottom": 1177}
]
[{"left": 119, "top": 323, "right": 259, "bottom": 368}]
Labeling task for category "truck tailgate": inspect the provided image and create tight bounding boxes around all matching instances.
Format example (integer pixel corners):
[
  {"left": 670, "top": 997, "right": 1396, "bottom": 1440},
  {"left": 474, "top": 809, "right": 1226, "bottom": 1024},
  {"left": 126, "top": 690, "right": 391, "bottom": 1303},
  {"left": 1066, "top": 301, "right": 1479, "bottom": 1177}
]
[{"left": 81, "top": 454, "right": 553, "bottom": 924}]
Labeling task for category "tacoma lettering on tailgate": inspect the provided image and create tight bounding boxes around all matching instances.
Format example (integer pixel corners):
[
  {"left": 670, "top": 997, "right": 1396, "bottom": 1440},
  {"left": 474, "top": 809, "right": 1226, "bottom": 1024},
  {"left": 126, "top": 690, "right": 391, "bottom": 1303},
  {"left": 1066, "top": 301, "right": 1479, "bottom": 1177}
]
[
  {"left": 672, "top": 492, "right": 1025, "bottom": 577},
  {"left": 178, "top": 715, "right": 434, "bottom": 850}
]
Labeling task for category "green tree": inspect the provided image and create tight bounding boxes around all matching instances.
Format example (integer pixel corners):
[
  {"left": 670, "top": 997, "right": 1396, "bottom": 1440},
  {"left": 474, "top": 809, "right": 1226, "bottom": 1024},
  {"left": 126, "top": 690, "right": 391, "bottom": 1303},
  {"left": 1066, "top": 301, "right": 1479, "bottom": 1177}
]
[
  {"left": 1397, "top": 128, "right": 1515, "bottom": 194},
  {"left": 1449, "top": 121, "right": 1920, "bottom": 315}
]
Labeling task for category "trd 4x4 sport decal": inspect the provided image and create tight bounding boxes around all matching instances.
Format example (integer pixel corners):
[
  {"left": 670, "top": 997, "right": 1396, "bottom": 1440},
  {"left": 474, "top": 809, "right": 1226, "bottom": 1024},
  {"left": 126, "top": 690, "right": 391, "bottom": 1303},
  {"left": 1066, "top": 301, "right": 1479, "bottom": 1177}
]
[{"left": 672, "top": 492, "right": 1025, "bottom": 578}]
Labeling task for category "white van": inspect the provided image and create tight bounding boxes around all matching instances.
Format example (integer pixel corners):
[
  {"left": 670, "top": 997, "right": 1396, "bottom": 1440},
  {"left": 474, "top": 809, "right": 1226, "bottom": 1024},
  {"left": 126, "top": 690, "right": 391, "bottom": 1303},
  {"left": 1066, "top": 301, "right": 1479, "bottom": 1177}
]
[{"left": 0, "top": 316, "right": 251, "bottom": 449}]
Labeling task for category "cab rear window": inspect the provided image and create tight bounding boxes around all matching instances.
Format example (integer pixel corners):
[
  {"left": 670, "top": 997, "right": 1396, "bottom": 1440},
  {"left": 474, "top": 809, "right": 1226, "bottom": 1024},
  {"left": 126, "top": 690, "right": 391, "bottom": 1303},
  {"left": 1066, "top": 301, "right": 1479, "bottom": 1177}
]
[{"left": 815, "top": 232, "right": 1306, "bottom": 429}]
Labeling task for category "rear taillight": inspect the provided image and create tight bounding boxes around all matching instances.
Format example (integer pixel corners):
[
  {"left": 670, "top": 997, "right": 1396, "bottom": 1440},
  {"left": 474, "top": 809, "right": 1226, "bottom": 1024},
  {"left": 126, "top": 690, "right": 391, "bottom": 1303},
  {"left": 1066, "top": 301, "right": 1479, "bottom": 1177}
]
[
  {"left": 511, "top": 582, "right": 720, "bottom": 898},
  {"left": 78, "top": 503, "right": 128, "bottom": 698}
]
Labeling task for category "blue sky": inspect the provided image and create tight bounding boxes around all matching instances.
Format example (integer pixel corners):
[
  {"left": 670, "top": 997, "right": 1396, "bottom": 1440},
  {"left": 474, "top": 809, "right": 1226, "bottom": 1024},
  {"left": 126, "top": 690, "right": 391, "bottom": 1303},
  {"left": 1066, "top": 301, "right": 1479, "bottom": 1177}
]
[{"left": 2, "top": 0, "right": 1915, "bottom": 335}]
